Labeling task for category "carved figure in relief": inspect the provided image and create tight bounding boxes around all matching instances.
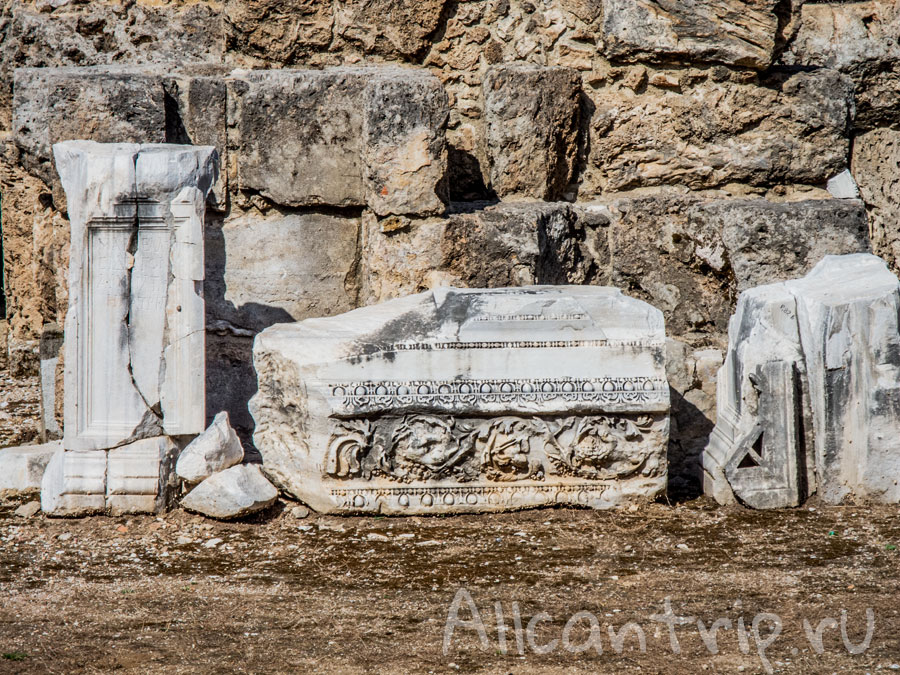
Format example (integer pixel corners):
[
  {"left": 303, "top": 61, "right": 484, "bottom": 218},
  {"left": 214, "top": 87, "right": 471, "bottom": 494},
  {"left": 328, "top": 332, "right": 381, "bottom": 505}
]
[
  {"left": 325, "top": 419, "right": 375, "bottom": 478},
  {"left": 543, "top": 415, "right": 657, "bottom": 479},
  {"left": 477, "top": 418, "right": 545, "bottom": 481},
  {"left": 388, "top": 416, "right": 476, "bottom": 481}
]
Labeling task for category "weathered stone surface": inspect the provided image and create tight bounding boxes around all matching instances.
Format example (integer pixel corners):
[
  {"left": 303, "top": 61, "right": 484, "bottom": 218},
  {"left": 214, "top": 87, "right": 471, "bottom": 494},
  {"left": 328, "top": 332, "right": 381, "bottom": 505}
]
[
  {"left": 483, "top": 64, "right": 582, "bottom": 201},
  {"left": 39, "top": 323, "right": 63, "bottom": 440},
  {"left": 363, "top": 71, "right": 448, "bottom": 216},
  {"left": 206, "top": 210, "right": 361, "bottom": 333},
  {"left": 0, "top": 143, "right": 68, "bottom": 375},
  {"left": 176, "top": 411, "right": 244, "bottom": 484},
  {"left": 13, "top": 67, "right": 167, "bottom": 205},
  {"left": 251, "top": 286, "right": 670, "bottom": 514},
  {"left": 40, "top": 447, "right": 107, "bottom": 516},
  {"left": 4, "top": 66, "right": 227, "bottom": 361},
  {"left": 232, "top": 68, "right": 366, "bottom": 206},
  {"left": 705, "top": 254, "right": 900, "bottom": 507},
  {"left": 0, "top": 1, "right": 224, "bottom": 129},
  {"left": 689, "top": 199, "right": 870, "bottom": 291},
  {"left": 703, "top": 281, "right": 811, "bottom": 508},
  {"left": 602, "top": 0, "right": 778, "bottom": 68},
  {"left": 181, "top": 463, "right": 278, "bottom": 519},
  {"left": 14, "top": 501, "right": 41, "bottom": 518},
  {"left": 852, "top": 128, "right": 900, "bottom": 272},
  {"left": 233, "top": 67, "right": 448, "bottom": 212},
  {"left": 781, "top": 1, "right": 900, "bottom": 130},
  {"left": 0, "top": 441, "right": 61, "bottom": 492},
  {"left": 205, "top": 333, "right": 257, "bottom": 433},
  {"left": 665, "top": 338, "right": 722, "bottom": 499},
  {"left": 55, "top": 141, "right": 216, "bottom": 451},
  {"left": 359, "top": 203, "right": 610, "bottom": 305},
  {"left": 586, "top": 69, "right": 854, "bottom": 191},
  {"left": 224, "top": 0, "right": 333, "bottom": 63},
  {"left": 333, "top": 0, "right": 449, "bottom": 56},
  {"left": 607, "top": 195, "right": 734, "bottom": 335},
  {"left": 41, "top": 436, "right": 179, "bottom": 516},
  {"left": 107, "top": 437, "right": 179, "bottom": 515}
]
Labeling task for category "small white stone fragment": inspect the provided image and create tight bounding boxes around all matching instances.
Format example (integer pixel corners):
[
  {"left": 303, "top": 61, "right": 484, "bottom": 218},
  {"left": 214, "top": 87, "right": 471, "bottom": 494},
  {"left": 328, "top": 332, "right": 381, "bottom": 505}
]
[
  {"left": 203, "top": 537, "right": 223, "bottom": 548},
  {"left": 0, "top": 441, "right": 61, "bottom": 492},
  {"left": 181, "top": 464, "right": 277, "bottom": 520},
  {"left": 290, "top": 505, "right": 310, "bottom": 519},
  {"left": 176, "top": 411, "right": 244, "bottom": 483},
  {"left": 14, "top": 501, "right": 41, "bottom": 518},
  {"left": 366, "top": 532, "right": 390, "bottom": 542},
  {"left": 826, "top": 169, "right": 860, "bottom": 199}
]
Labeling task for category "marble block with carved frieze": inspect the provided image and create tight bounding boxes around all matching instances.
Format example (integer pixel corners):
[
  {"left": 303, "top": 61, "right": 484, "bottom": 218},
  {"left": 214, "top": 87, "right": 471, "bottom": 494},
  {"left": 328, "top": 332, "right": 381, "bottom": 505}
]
[
  {"left": 250, "top": 286, "right": 670, "bottom": 514},
  {"left": 41, "top": 141, "right": 217, "bottom": 516}
]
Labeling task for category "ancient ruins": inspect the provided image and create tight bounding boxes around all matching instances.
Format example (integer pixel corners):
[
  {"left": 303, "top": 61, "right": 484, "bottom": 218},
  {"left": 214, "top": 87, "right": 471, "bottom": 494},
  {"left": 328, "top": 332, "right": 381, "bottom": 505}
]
[
  {"left": 251, "top": 286, "right": 669, "bottom": 513},
  {"left": 0, "top": 0, "right": 896, "bottom": 517}
]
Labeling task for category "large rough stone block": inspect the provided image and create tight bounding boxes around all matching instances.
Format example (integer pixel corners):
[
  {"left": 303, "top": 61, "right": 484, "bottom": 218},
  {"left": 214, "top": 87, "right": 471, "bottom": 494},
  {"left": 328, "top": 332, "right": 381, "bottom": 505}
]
[
  {"left": 206, "top": 211, "right": 361, "bottom": 333},
  {"left": 233, "top": 68, "right": 368, "bottom": 207},
  {"left": 363, "top": 71, "right": 448, "bottom": 216},
  {"left": 233, "top": 67, "right": 448, "bottom": 214},
  {"left": 12, "top": 65, "right": 227, "bottom": 206},
  {"left": 251, "top": 287, "right": 670, "bottom": 514},
  {"left": 689, "top": 199, "right": 870, "bottom": 291},
  {"left": 781, "top": 1, "right": 900, "bottom": 130},
  {"left": 586, "top": 69, "right": 854, "bottom": 192},
  {"left": 601, "top": 0, "right": 779, "bottom": 69},
  {"left": 0, "top": 1, "right": 224, "bottom": 129},
  {"left": 607, "top": 195, "right": 734, "bottom": 336},
  {"left": 704, "top": 254, "right": 900, "bottom": 507},
  {"left": 483, "top": 64, "right": 582, "bottom": 201}
]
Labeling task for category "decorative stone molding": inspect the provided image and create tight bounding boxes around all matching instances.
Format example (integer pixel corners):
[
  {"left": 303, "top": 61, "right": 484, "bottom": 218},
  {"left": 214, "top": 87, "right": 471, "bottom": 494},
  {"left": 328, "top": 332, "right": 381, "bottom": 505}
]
[
  {"left": 251, "top": 286, "right": 670, "bottom": 514},
  {"left": 41, "top": 141, "right": 217, "bottom": 515}
]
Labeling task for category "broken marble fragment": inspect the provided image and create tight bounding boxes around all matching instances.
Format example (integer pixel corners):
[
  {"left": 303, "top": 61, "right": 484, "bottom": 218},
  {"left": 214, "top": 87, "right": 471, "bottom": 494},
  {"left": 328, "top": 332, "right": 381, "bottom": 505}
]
[
  {"left": 181, "top": 464, "right": 278, "bottom": 519},
  {"left": 176, "top": 411, "right": 244, "bottom": 484},
  {"left": 250, "top": 286, "right": 670, "bottom": 515},
  {"left": 0, "top": 441, "right": 61, "bottom": 492},
  {"left": 42, "top": 141, "right": 217, "bottom": 516},
  {"left": 704, "top": 253, "right": 900, "bottom": 507}
]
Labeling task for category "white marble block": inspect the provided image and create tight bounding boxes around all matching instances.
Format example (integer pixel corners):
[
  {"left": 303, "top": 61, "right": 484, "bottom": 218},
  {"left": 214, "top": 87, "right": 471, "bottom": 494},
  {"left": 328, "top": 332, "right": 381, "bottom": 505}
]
[
  {"left": 0, "top": 441, "right": 61, "bottom": 492},
  {"left": 250, "top": 286, "right": 670, "bottom": 514},
  {"left": 44, "top": 141, "right": 217, "bottom": 515},
  {"left": 704, "top": 253, "right": 900, "bottom": 507}
]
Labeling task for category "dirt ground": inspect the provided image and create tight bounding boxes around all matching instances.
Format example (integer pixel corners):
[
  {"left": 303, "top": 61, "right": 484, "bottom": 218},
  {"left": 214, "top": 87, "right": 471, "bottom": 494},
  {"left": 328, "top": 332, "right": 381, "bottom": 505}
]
[{"left": 1, "top": 374, "right": 899, "bottom": 674}]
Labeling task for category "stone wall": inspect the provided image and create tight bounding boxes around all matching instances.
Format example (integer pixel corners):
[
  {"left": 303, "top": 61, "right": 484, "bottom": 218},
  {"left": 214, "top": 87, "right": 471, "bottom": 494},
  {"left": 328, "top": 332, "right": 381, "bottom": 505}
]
[{"left": 1, "top": 0, "right": 896, "bottom": 496}]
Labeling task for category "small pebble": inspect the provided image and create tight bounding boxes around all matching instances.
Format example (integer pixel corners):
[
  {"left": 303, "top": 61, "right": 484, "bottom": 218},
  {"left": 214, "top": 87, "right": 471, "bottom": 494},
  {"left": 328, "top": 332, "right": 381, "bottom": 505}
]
[
  {"left": 290, "top": 505, "right": 310, "bottom": 519},
  {"left": 367, "top": 533, "right": 390, "bottom": 542},
  {"left": 203, "top": 537, "right": 223, "bottom": 548},
  {"left": 57, "top": 532, "right": 72, "bottom": 541}
]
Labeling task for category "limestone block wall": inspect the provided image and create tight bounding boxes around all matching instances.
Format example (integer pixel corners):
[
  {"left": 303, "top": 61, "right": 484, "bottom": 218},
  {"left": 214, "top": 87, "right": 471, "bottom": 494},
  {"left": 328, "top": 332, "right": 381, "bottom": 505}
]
[{"left": 0, "top": 0, "right": 896, "bottom": 496}]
